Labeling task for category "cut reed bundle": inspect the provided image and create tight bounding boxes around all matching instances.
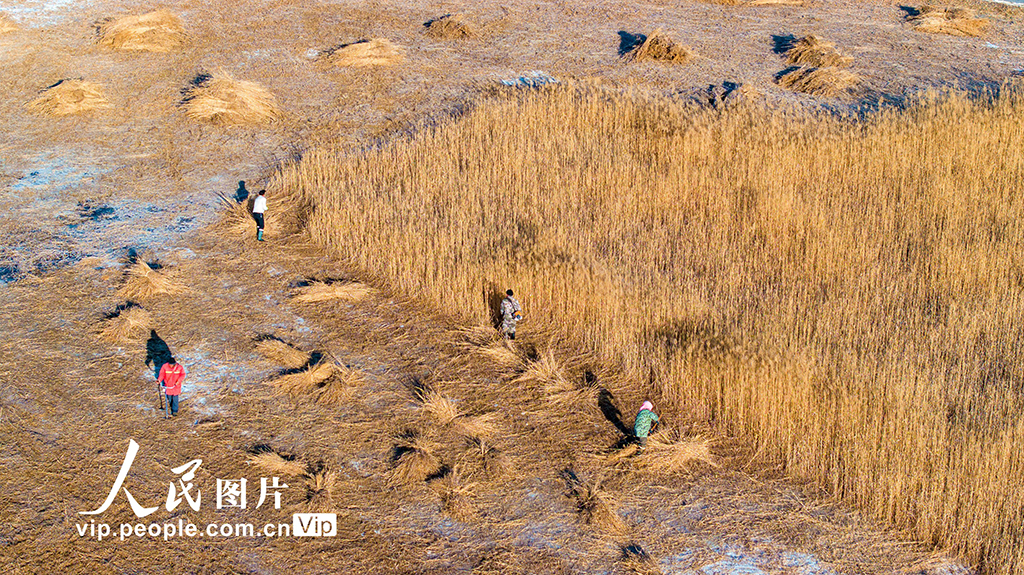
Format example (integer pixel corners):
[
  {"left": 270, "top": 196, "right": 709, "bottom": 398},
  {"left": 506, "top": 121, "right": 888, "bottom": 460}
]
[
  {"left": 908, "top": 6, "right": 987, "bottom": 37},
  {"left": 182, "top": 71, "right": 280, "bottom": 125},
  {"left": 255, "top": 338, "right": 311, "bottom": 370},
  {"left": 117, "top": 261, "right": 184, "bottom": 300},
  {"left": 324, "top": 39, "right": 404, "bottom": 67},
  {"left": 785, "top": 35, "right": 852, "bottom": 68},
  {"left": 291, "top": 281, "right": 375, "bottom": 303},
  {"left": 776, "top": 66, "right": 859, "bottom": 97},
  {"left": 27, "top": 80, "right": 110, "bottom": 116},
  {"left": 246, "top": 451, "right": 308, "bottom": 477},
  {"left": 425, "top": 14, "right": 473, "bottom": 39},
  {"left": 623, "top": 30, "right": 694, "bottom": 63},
  {"left": 98, "top": 305, "right": 153, "bottom": 343},
  {"left": 96, "top": 10, "right": 186, "bottom": 52}
]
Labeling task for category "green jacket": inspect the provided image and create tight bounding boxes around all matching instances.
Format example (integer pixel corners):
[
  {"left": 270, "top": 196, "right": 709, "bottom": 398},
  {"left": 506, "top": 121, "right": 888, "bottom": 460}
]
[{"left": 634, "top": 409, "right": 659, "bottom": 438}]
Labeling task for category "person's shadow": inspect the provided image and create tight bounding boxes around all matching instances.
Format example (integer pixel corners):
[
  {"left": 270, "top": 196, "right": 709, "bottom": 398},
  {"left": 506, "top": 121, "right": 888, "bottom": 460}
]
[
  {"left": 598, "top": 387, "right": 634, "bottom": 439},
  {"left": 234, "top": 180, "right": 249, "bottom": 203},
  {"left": 145, "top": 330, "right": 173, "bottom": 379}
]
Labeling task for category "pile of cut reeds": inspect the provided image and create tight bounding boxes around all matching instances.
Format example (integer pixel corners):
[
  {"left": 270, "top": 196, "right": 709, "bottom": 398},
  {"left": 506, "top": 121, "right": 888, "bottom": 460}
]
[
  {"left": 27, "top": 80, "right": 110, "bottom": 116},
  {"left": 96, "top": 10, "right": 186, "bottom": 52}
]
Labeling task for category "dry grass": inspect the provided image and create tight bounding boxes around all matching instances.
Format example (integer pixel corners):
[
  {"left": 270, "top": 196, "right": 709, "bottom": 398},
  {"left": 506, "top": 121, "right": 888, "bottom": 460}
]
[
  {"left": 290, "top": 281, "right": 375, "bottom": 304},
  {"left": 424, "top": 14, "right": 473, "bottom": 39},
  {"left": 324, "top": 39, "right": 404, "bottom": 67},
  {"left": 473, "top": 340, "right": 523, "bottom": 370},
  {"left": 182, "top": 71, "right": 280, "bottom": 125},
  {"left": 431, "top": 470, "right": 478, "bottom": 522},
  {"left": 277, "top": 83, "right": 1024, "bottom": 572},
  {"left": 255, "top": 338, "right": 311, "bottom": 370},
  {"left": 620, "top": 545, "right": 662, "bottom": 575},
  {"left": 514, "top": 349, "right": 597, "bottom": 406},
  {"left": 419, "top": 389, "right": 463, "bottom": 424},
  {"left": 633, "top": 431, "right": 717, "bottom": 473},
  {"left": 623, "top": 30, "right": 694, "bottom": 64},
  {"left": 908, "top": 6, "right": 988, "bottom": 37},
  {"left": 0, "top": 13, "right": 17, "bottom": 34},
  {"left": 246, "top": 451, "right": 308, "bottom": 477},
  {"left": 98, "top": 305, "right": 153, "bottom": 343},
  {"left": 390, "top": 437, "right": 442, "bottom": 485},
  {"left": 568, "top": 478, "right": 627, "bottom": 535},
  {"left": 267, "top": 361, "right": 336, "bottom": 396},
  {"left": 746, "top": 0, "right": 804, "bottom": 5},
  {"left": 785, "top": 35, "right": 853, "bottom": 68},
  {"left": 316, "top": 364, "right": 364, "bottom": 406},
  {"left": 452, "top": 412, "right": 501, "bottom": 439},
  {"left": 480, "top": 443, "right": 512, "bottom": 478},
  {"left": 96, "top": 10, "right": 186, "bottom": 52},
  {"left": 117, "top": 261, "right": 184, "bottom": 301},
  {"left": 776, "top": 66, "right": 860, "bottom": 97},
  {"left": 304, "top": 468, "right": 337, "bottom": 512},
  {"left": 26, "top": 80, "right": 110, "bottom": 117}
]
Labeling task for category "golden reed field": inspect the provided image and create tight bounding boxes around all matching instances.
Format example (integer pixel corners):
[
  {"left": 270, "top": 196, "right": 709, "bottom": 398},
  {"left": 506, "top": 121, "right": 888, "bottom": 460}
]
[{"left": 273, "top": 84, "right": 1024, "bottom": 573}]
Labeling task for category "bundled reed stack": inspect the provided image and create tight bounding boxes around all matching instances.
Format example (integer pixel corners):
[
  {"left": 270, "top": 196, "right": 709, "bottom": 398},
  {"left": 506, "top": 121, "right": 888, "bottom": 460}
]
[
  {"left": 324, "top": 39, "right": 404, "bottom": 67},
  {"left": 907, "top": 6, "right": 987, "bottom": 37},
  {"left": 27, "top": 80, "right": 110, "bottom": 116},
  {"left": 424, "top": 14, "right": 473, "bottom": 39},
  {"left": 622, "top": 30, "right": 694, "bottom": 64},
  {"left": 182, "top": 71, "right": 280, "bottom": 125},
  {"left": 96, "top": 10, "right": 186, "bottom": 52}
]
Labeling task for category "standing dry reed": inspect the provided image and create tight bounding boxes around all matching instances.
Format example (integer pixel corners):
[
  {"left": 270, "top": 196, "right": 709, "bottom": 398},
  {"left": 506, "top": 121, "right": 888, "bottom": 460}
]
[{"left": 272, "top": 84, "right": 1024, "bottom": 573}]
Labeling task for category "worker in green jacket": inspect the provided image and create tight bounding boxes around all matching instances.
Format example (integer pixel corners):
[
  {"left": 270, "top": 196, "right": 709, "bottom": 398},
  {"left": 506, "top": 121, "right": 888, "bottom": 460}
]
[{"left": 634, "top": 400, "right": 659, "bottom": 452}]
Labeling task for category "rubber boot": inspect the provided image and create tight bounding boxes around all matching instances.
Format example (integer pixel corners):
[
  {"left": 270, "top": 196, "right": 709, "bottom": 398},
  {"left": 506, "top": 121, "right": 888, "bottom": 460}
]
[{"left": 257, "top": 229, "right": 264, "bottom": 241}]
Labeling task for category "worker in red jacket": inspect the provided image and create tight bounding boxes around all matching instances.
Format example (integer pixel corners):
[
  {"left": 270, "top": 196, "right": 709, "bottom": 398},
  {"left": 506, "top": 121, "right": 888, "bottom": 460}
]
[{"left": 158, "top": 357, "right": 186, "bottom": 418}]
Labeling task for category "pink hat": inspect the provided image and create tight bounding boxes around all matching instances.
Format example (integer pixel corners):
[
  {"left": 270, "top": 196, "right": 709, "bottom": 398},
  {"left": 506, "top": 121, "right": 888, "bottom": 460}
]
[{"left": 640, "top": 401, "right": 653, "bottom": 412}]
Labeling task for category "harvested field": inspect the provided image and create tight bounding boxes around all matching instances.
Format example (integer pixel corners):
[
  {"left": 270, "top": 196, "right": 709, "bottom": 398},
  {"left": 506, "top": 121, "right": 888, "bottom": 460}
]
[
  {"left": 26, "top": 79, "right": 110, "bottom": 116},
  {"left": 95, "top": 9, "right": 186, "bottom": 52}
]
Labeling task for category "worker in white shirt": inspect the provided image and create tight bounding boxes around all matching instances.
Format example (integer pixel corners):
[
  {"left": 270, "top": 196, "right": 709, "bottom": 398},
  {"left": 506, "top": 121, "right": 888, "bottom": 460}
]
[{"left": 253, "top": 189, "right": 267, "bottom": 241}]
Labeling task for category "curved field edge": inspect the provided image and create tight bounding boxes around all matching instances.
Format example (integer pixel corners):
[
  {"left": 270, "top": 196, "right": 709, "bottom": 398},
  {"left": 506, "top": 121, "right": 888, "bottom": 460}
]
[{"left": 273, "top": 83, "right": 1024, "bottom": 573}]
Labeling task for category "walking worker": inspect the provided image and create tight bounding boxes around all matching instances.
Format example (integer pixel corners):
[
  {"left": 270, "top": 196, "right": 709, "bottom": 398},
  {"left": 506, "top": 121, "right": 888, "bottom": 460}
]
[
  {"left": 500, "top": 289, "right": 522, "bottom": 340},
  {"left": 252, "top": 189, "right": 267, "bottom": 241},
  {"left": 633, "top": 401, "right": 659, "bottom": 452},
  {"left": 159, "top": 357, "right": 186, "bottom": 418}
]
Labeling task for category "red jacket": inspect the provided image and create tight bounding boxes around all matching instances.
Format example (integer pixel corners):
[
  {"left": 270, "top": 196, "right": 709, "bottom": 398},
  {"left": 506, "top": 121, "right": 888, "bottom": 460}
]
[{"left": 159, "top": 363, "right": 186, "bottom": 395}]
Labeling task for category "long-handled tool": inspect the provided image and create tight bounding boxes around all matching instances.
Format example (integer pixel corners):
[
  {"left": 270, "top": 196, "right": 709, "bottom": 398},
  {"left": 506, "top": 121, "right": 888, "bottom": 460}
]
[{"left": 158, "top": 380, "right": 168, "bottom": 418}]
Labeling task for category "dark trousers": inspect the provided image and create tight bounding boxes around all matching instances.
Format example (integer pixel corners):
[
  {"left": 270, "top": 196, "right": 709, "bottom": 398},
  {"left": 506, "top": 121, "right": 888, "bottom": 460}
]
[
  {"left": 166, "top": 394, "right": 179, "bottom": 415},
  {"left": 253, "top": 212, "right": 265, "bottom": 231}
]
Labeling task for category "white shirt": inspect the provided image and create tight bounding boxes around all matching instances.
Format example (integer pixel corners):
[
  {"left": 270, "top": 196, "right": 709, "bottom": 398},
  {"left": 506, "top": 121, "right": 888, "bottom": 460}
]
[{"left": 253, "top": 196, "right": 267, "bottom": 214}]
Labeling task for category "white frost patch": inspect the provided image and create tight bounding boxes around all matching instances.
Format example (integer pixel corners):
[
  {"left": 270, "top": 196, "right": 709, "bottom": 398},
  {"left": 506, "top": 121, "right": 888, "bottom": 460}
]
[
  {"left": 0, "top": 0, "right": 94, "bottom": 27},
  {"left": 499, "top": 70, "right": 558, "bottom": 88}
]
